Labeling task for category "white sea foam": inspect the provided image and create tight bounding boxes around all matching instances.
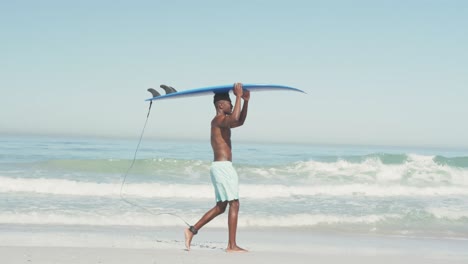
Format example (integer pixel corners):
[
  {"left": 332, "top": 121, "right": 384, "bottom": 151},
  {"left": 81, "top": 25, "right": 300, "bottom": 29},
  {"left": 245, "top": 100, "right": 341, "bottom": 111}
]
[
  {"left": 0, "top": 211, "right": 400, "bottom": 227},
  {"left": 2, "top": 209, "right": 466, "bottom": 228},
  {"left": 291, "top": 154, "right": 468, "bottom": 186},
  {"left": 1, "top": 176, "right": 468, "bottom": 198},
  {"left": 240, "top": 213, "right": 396, "bottom": 227},
  {"left": 425, "top": 207, "right": 468, "bottom": 220}
]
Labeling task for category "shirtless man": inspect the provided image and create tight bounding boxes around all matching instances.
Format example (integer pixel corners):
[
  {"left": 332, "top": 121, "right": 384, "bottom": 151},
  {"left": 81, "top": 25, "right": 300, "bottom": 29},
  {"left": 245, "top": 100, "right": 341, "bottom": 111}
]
[{"left": 184, "top": 82, "right": 250, "bottom": 253}]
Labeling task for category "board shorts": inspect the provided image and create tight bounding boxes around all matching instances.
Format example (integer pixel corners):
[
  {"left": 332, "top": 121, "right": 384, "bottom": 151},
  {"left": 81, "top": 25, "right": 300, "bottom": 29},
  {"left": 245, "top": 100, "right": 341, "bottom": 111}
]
[{"left": 210, "top": 161, "right": 239, "bottom": 202}]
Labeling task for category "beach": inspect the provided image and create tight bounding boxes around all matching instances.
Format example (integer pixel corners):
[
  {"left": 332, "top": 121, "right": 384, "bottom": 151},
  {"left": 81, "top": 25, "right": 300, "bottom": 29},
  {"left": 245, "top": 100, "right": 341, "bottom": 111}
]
[
  {"left": 2, "top": 246, "right": 466, "bottom": 264},
  {"left": 1, "top": 136, "right": 468, "bottom": 263},
  {"left": 2, "top": 225, "right": 468, "bottom": 264}
]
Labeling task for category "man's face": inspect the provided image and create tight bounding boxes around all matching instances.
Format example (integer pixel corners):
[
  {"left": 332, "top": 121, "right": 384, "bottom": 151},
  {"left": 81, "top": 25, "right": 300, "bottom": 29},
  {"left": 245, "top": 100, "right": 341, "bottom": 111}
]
[{"left": 220, "top": 100, "right": 233, "bottom": 114}]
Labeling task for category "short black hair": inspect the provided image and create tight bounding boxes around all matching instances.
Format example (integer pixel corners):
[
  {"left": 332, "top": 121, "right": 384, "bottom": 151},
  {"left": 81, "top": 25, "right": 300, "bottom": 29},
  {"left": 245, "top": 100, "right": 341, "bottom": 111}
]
[{"left": 213, "top": 92, "right": 231, "bottom": 104}]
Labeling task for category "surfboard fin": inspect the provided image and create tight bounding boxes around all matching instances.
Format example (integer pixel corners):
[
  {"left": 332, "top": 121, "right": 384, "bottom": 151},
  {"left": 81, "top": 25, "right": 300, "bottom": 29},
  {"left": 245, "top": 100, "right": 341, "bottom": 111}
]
[
  {"left": 147, "top": 88, "right": 161, "bottom": 98},
  {"left": 160, "top": 84, "right": 178, "bottom": 94}
]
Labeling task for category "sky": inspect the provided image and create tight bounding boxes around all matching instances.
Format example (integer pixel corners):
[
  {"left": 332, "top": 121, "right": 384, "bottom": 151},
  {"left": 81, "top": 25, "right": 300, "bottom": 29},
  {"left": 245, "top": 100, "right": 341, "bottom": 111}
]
[{"left": 1, "top": 0, "right": 467, "bottom": 147}]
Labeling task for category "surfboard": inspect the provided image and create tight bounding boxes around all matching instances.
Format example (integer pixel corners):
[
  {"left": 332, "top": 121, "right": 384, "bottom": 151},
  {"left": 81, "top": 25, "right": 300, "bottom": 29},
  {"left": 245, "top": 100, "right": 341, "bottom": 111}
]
[{"left": 145, "top": 84, "right": 305, "bottom": 101}]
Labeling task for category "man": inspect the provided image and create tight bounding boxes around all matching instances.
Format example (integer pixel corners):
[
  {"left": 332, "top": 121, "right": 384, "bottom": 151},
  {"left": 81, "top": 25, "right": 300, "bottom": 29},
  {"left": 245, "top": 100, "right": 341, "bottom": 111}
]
[{"left": 184, "top": 82, "right": 250, "bottom": 253}]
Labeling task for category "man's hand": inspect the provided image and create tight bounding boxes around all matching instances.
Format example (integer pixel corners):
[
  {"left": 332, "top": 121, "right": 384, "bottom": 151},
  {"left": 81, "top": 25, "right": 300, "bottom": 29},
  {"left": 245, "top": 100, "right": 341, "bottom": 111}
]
[
  {"left": 233, "top": 82, "right": 243, "bottom": 97},
  {"left": 242, "top": 90, "right": 250, "bottom": 101}
]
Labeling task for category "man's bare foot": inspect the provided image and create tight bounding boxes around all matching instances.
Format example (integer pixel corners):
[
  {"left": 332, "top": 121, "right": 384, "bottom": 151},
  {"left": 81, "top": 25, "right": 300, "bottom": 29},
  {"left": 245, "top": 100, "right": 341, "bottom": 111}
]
[
  {"left": 184, "top": 228, "right": 194, "bottom": 251},
  {"left": 226, "top": 245, "right": 248, "bottom": 253}
]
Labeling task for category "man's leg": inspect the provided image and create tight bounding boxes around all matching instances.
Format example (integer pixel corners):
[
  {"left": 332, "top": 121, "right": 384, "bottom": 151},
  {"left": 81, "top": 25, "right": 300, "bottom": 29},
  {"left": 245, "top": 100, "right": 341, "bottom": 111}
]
[
  {"left": 226, "top": 199, "right": 247, "bottom": 252},
  {"left": 184, "top": 201, "right": 227, "bottom": 250}
]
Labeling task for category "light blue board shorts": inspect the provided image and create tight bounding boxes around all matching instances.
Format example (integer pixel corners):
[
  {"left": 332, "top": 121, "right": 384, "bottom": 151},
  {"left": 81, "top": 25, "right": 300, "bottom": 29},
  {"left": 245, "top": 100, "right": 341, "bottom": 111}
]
[{"left": 210, "top": 161, "right": 239, "bottom": 202}]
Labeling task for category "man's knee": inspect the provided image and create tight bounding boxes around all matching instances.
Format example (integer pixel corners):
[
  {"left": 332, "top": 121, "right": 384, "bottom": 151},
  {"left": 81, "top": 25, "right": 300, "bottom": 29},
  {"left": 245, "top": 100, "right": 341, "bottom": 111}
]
[
  {"left": 216, "top": 202, "right": 228, "bottom": 214},
  {"left": 229, "top": 199, "right": 240, "bottom": 209}
]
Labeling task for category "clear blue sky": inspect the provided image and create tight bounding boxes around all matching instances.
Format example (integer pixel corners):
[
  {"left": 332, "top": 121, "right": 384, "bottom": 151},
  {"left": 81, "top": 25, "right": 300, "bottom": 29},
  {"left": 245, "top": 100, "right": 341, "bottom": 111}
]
[{"left": 1, "top": 0, "right": 467, "bottom": 147}]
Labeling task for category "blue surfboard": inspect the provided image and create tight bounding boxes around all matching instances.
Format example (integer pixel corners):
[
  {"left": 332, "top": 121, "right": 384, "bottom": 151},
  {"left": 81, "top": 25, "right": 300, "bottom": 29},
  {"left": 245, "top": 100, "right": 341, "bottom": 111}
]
[{"left": 145, "top": 84, "right": 305, "bottom": 101}]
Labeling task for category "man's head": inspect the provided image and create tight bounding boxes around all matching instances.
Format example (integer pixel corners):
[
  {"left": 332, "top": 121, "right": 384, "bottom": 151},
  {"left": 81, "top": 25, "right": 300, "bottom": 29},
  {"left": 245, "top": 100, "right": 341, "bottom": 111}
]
[{"left": 213, "top": 92, "right": 232, "bottom": 113}]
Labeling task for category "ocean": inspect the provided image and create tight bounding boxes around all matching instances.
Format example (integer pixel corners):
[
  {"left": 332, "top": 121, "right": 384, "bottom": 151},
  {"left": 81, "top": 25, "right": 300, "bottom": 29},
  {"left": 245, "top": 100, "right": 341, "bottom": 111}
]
[{"left": 1, "top": 135, "right": 468, "bottom": 245}]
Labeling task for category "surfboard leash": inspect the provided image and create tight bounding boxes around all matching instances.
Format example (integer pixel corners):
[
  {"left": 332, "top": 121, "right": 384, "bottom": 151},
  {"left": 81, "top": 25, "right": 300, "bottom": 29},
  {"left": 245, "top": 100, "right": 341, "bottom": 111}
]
[{"left": 119, "top": 100, "right": 192, "bottom": 227}]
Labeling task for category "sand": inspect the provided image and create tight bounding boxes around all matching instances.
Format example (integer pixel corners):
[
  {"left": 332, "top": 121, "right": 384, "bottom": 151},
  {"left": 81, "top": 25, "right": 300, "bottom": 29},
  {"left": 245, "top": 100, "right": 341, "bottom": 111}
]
[{"left": 1, "top": 225, "right": 467, "bottom": 264}]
